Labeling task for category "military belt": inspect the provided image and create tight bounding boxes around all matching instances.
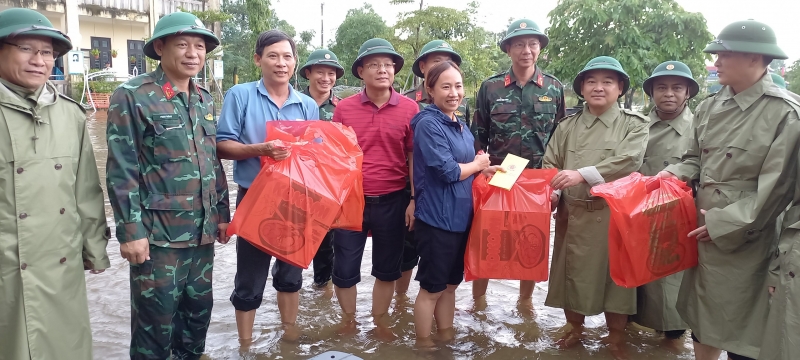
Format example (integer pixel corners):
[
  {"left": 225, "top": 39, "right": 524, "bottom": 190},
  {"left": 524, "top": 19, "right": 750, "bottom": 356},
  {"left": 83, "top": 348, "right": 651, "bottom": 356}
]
[{"left": 562, "top": 193, "right": 606, "bottom": 211}]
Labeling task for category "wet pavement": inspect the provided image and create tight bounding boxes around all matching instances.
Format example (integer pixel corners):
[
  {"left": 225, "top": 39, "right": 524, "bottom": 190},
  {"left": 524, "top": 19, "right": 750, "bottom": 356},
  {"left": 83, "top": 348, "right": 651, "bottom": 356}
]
[{"left": 85, "top": 113, "right": 718, "bottom": 359}]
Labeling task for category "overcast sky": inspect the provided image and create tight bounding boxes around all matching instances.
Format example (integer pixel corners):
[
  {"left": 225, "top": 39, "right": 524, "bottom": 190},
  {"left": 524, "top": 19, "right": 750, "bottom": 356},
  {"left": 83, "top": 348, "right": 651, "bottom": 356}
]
[{"left": 272, "top": 0, "right": 799, "bottom": 65}]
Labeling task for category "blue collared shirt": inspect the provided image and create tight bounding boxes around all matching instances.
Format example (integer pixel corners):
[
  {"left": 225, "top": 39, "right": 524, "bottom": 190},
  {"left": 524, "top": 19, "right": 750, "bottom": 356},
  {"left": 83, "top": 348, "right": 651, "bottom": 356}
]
[
  {"left": 412, "top": 104, "right": 476, "bottom": 232},
  {"left": 217, "top": 80, "right": 319, "bottom": 188}
]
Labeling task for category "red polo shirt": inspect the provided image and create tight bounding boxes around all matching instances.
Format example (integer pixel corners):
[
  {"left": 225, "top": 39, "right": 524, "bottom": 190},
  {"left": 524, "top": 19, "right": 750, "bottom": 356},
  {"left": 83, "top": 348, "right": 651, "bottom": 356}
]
[{"left": 333, "top": 88, "right": 418, "bottom": 196}]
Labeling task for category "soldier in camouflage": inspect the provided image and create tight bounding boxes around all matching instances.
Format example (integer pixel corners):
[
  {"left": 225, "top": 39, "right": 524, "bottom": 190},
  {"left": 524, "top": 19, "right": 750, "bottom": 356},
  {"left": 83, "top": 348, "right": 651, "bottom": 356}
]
[
  {"left": 300, "top": 49, "right": 343, "bottom": 121},
  {"left": 106, "top": 12, "right": 230, "bottom": 360},
  {"left": 299, "top": 48, "right": 344, "bottom": 288},
  {"left": 394, "top": 40, "right": 471, "bottom": 298},
  {"left": 403, "top": 40, "right": 471, "bottom": 126},
  {"left": 471, "top": 18, "right": 566, "bottom": 310}
]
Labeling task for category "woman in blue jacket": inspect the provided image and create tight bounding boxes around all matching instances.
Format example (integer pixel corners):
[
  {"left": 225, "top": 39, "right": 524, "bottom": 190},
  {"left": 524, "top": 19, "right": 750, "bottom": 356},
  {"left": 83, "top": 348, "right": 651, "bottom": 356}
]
[{"left": 411, "top": 61, "right": 502, "bottom": 347}]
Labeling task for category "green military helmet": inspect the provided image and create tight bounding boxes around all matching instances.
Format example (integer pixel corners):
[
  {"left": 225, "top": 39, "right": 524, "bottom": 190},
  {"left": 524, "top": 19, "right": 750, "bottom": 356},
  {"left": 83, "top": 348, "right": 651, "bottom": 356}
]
[
  {"left": 412, "top": 40, "right": 462, "bottom": 78},
  {"left": 642, "top": 61, "right": 700, "bottom": 98},
  {"left": 573, "top": 56, "right": 630, "bottom": 98},
  {"left": 0, "top": 8, "right": 72, "bottom": 58},
  {"left": 703, "top": 19, "right": 787, "bottom": 60},
  {"left": 771, "top": 73, "right": 787, "bottom": 89},
  {"left": 499, "top": 18, "right": 549, "bottom": 53},
  {"left": 351, "top": 38, "right": 404, "bottom": 79},
  {"left": 300, "top": 49, "right": 344, "bottom": 80},
  {"left": 144, "top": 12, "right": 220, "bottom": 60}
]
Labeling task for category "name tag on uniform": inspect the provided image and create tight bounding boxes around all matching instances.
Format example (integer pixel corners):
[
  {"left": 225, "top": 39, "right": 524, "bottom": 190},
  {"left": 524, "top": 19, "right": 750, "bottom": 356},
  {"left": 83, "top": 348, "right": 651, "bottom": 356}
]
[
  {"left": 153, "top": 113, "right": 180, "bottom": 122},
  {"left": 538, "top": 96, "right": 552, "bottom": 102},
  {"left": 495, "top": 98, "right": 511, "bottom": 103}
]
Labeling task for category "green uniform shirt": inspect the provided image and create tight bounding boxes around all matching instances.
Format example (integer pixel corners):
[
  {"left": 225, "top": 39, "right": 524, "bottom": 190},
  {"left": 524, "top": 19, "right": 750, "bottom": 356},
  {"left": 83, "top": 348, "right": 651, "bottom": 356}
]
[
  {"left": 402, "top": 83, "right": 471, "bottom": 127},
  {"left": 106, "top": 66, "right": 231, "bottom": 248},
  {"left": 303, "top": 87, "right": 340, "bottom": 120}
]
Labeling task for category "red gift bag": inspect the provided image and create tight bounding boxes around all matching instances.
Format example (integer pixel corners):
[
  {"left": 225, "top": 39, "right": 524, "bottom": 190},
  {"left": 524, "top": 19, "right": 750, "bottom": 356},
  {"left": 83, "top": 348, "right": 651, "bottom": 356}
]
[
  {"left": 228, "top": 121, "right": 364, "bottom": 268},
  {"left": 590, "top": 173, "right": 698, "bottom": 288},
  {"left": 465, "top": 169, "right": 557, "bottom": 282}
]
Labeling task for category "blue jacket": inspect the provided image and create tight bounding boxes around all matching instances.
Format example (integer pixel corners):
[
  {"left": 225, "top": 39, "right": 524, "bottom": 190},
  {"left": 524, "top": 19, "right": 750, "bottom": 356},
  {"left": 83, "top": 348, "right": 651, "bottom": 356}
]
[{"left": 412, "top": 104, "right": 476, "bottom": 233}]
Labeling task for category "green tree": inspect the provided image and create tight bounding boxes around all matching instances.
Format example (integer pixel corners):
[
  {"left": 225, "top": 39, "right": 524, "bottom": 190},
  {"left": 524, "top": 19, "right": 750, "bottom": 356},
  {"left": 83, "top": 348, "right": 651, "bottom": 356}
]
[
  {"left": 785, "top": 59, "right": 800, "bottom": 94},
  {"left": 543, "top": 0, "right": 713, "bottom": 109},
  {"left": 329, "top": 4, "right": 392, "bottom": 86}
]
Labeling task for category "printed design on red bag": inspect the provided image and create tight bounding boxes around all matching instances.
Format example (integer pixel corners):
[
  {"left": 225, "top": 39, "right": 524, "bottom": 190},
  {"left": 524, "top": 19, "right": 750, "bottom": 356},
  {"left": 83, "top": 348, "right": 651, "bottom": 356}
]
[
  {"left": 257, "top": 181, "right": 334, "bottom": 255},
  {"left": 259, "top": 219, "right": 304, "bottom": 255},
  {"left": 643, "top": 194, "right": 685, "bottom": 276},
  {"left": 516, "top": 224, "right": 547, "bottom": 268}
]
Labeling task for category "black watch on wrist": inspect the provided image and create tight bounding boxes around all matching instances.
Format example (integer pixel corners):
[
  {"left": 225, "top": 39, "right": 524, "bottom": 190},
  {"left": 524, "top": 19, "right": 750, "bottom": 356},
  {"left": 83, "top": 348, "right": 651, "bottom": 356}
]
[{"left": 409, "top": 195, "right": 415, "bottom": 200}]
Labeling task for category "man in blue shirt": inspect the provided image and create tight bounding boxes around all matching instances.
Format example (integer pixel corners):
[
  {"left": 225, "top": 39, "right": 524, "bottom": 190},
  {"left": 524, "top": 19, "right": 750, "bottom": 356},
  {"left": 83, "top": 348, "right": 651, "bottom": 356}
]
[{"left": 217, "top": 30, "right": 319, "bottom": 345}]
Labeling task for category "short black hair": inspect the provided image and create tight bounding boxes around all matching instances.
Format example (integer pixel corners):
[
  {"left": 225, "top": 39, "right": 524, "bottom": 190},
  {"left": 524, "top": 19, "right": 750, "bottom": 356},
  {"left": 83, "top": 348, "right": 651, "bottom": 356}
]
[
  {"left": 762, "top": 56, "right": 775, "bottom": 67},
  {"left": 254, "top": 30, "right": 296, "bottom": 57}
]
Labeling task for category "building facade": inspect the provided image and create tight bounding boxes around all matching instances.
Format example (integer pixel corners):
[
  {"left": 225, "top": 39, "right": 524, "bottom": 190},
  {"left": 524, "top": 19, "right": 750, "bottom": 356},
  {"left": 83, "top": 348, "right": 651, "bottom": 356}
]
[{"left": 0, "top": 0, "right": 218, "bottom": 80}]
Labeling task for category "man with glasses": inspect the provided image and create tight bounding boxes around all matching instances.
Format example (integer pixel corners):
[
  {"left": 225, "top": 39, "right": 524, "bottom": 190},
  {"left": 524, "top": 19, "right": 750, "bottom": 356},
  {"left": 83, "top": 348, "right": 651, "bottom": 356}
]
[
  {"left": 471, "top": 18, "right": 566, "bottom": 312},
  {"left": 0, "top": 8, "right": 110, "bottom": 360},
  {"left": 331, "top": 38, "right": 418, "bottom": 339},
  {"left": 106, "top": 12, "right": 230, "bottom": 359}
]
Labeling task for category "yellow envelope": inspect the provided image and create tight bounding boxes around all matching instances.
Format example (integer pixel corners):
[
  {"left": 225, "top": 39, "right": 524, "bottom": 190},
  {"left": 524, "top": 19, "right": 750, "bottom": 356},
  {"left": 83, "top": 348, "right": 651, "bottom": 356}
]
[{"left": 488, "top": 154, "right": 530, "bottom": 190}]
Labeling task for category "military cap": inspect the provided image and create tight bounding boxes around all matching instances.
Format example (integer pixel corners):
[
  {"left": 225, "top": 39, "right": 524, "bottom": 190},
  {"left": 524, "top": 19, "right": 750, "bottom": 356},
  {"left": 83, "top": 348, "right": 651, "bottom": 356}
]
[
  {"left": 499, "top": 19, "right": 549, "bottom": 53},
  {"left": 703, "top": 19, "right": 787, "bottom": 59},
  {"left": 351, "top": 38, "right": 404, "bottom": 79},
  {"left": 300, "top": 49, "right": 344, "bottom": 80},
  {"left": 144, "top": 12, "right": 220, "bottom": 60},
  {"left": 771, "top": 73, "right": 787, "bottom": 89},
  {"left": 573, "top": 56, "right": 630, "bottom": 98},
  {"left": 642, "top": 61, "right": 700, "bottom": 98},
  {"left": 412, "top": 40, "right": 462, "bottom": 78},
  {"left": 0, "top": 8, "right": 72, "bottom": 58}
]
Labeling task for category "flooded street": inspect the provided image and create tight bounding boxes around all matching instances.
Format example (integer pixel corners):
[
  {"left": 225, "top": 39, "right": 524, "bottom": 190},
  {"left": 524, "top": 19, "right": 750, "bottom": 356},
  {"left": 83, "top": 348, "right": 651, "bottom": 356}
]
[{"left": 85, "top": 113, "right": 711, "bottom": 359}]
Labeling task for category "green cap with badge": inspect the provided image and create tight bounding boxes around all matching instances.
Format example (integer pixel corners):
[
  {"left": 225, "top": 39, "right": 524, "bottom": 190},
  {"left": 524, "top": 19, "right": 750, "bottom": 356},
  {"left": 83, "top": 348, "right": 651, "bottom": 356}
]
[
  {"left": 703, "top": 19, "right": 787, "bottom": 59},
  {"left": 351, "top": 38, "right": 404, "bottom": 80},
  {"left": 642, "top": 61, "right": 700, "bottom": 98},
  {"left": 573, "top": 56, "right": 630, "bottom": 98},
  {"left": 499, "top": 19, "right": 549, "bottom": 53},
  {"left": 300, "top": 49, "right": 344, "bottom": 80},
  {"left": 144, "top": 12, "right": 220, "bottom": 60},
  {"left": 412, "top": 40, "right": 462, "bottom": 78},
  {"left": 0, "top": 8, "right": 73, "bottom": 58}
]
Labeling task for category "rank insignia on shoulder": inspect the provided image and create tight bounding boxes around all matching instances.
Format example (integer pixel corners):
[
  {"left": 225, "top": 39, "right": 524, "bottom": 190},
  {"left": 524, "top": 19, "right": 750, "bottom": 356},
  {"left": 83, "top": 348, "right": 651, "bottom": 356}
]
[
  {"left": 538, "top": 95, "right": 552, "bottom": 102},
  {"left": 205, "top": 114, "right": 214, "bottom": 121}
]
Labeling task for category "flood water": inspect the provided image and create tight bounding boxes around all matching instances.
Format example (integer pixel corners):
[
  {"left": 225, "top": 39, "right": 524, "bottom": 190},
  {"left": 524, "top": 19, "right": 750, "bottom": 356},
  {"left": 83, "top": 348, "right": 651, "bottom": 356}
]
[{"left": 84, "top": 113, "right": 723, "bottom": 359}]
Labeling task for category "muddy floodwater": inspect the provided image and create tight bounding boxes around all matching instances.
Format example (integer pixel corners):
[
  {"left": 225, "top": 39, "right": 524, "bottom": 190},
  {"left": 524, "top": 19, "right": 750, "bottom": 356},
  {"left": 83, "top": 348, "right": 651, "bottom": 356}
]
[{"left": 84, "top": 113, "right": 724, "bottom": 359}]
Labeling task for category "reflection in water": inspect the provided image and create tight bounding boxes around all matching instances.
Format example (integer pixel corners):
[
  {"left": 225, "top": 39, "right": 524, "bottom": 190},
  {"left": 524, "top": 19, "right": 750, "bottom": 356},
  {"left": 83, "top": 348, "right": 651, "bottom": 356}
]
[{"left": 85, "top": 114, "right": 711, "bottom": 359}]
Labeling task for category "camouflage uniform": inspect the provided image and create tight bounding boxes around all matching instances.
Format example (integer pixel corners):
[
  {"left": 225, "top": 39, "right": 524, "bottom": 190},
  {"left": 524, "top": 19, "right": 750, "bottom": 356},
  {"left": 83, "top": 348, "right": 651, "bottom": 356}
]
[
  {"left": 303, "top": 87, "right": 340, "bottom": 120},
  {"left": 106, "top": 13, "right": 229, "bottom": 359},
  {"left": 472, "top": 66, "right": 566, "bottom": 168}
]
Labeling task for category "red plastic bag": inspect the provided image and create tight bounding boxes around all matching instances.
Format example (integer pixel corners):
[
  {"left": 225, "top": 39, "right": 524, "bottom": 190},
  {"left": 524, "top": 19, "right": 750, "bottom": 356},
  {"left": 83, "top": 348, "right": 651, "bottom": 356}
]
[
  {"left": 227, "top": 121, "right": 364, "bottom": 268},
  {"left": 465, "top": 169, "right": 557, "bottom": 282},
  {"left": 590, "top": 173, "right": 698, "bottom": 288}
]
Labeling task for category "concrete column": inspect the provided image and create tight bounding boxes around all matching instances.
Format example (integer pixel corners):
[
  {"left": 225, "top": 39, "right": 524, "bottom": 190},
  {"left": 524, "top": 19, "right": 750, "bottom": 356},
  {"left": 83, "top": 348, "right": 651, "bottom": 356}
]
[
  {"left": 64, "top": 0, "right": 82, "bottom": 75},
  {"left": 146, "top": 0, "right": 158, "bottom": 72}
]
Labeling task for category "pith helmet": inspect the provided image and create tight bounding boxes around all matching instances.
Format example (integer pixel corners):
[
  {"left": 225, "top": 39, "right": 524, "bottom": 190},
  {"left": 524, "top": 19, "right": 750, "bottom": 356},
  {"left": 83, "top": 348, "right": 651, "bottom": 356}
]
[
  {"left": 144, "top": 12, "right": 220, "bottom": 60},
  {"left": 703, "top": 19, "right": 787, "bottom": 59},
  {"left": 499, "top": 19, "right": 549, "bottom": 53},
  {"left": 351, "top": 38, "right": 404, "bottom": 79},
  {"left": 300, "top": 49, "right": 344, "bottom": 80},
  {"left": 642, "top": 61, "right": 700, "bottom": 98},
  {"left": 0, "top": 8, "right": 72, "bottom": 58},
  {"left": 573, "top": 56, "right": 630, "bottom": 98},
  {"left": 412, "top": 40, "right": 462, "bottom": 78},
  {"left": 770, "top": 73, "right": 787, "bottom": 89}
]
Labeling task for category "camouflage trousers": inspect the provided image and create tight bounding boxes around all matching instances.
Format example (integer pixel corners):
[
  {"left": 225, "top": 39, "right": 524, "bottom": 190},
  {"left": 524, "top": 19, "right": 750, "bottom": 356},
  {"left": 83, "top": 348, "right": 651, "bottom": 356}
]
[{"left": 130, "top": 244, "right": 214, "bottom": 360}]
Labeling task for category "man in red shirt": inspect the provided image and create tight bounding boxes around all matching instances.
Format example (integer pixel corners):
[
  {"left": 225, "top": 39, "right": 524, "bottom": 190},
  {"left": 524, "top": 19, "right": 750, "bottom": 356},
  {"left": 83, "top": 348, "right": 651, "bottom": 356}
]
[{"left": 332, "top": 38, "right": 418, "bottom": 338}]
